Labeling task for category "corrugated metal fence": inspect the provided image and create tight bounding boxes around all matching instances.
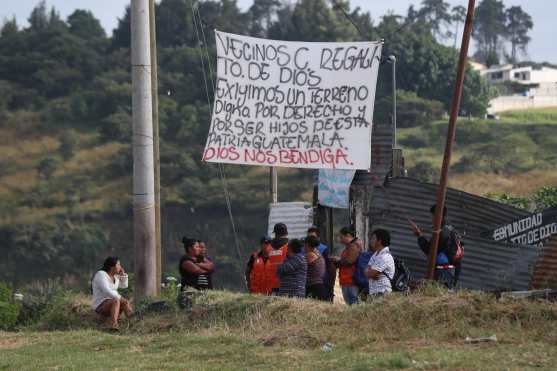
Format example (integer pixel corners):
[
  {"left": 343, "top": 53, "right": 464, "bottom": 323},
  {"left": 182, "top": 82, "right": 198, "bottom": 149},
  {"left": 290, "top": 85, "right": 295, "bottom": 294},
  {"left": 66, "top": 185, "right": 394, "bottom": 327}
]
[
  {"left": 267, "top": 202, "right": 313, "bottom": 239},
  {"left": 369, "top": 177, "right": 543, "bottom": 291}
]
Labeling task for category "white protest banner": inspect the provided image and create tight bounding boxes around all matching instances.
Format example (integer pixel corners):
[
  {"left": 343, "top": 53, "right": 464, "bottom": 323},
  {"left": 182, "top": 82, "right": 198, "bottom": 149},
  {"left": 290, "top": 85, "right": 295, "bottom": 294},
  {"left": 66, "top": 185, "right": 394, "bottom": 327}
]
[{"left": 202, "top": 31, "right": 382, "bottom": 170}]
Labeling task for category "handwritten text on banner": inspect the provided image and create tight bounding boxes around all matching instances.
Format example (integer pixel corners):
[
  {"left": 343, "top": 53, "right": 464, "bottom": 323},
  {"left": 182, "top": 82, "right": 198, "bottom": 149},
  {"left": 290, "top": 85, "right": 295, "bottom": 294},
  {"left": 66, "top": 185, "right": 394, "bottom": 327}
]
[{"left": 202, "top": 31, "right": 383, "bottom": 170}]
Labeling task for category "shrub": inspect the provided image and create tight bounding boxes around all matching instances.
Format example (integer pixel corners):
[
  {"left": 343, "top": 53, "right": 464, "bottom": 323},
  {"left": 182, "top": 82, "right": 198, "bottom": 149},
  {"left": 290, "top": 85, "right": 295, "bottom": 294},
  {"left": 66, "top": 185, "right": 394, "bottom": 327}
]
[
  {"left": 0, "top": 282, "right": 11, "bottom": 301},
  {"left": 0, "top": 301, "right": 19, "bottom": 330},
  {"left": 533, "top": 187, "right": 557, "bottom": 211},
  {"left": 59, "top": 129, "right": 80, "bottom": 160},
  {"left": 485, "top": 193, "right": 530, "bottom": 210},
  {"left": 407, "top": 161, "right": 439, "bottom": 183},
  {"left": 33, "top": 291, "right": 92, "bottom": 331},
  {"left": 398, "top": 133, "right": 430, "bottom": 148},
  {"left": 375, "top": 90, "right": 444, "bottom": 128},
  {"left": 0, "top": 282, "right": 20, "bottom": 330},
  {"left": 37, "top": 156, "right": 60, "bottom": 180}
]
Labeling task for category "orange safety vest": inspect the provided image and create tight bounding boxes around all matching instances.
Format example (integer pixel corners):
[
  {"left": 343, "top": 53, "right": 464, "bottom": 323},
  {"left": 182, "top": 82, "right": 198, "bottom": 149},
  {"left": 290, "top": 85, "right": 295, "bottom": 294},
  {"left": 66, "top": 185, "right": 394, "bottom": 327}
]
[
  {"left": 339, "top": 241, "right": 360, "bottom": 287},
  {"left": 249, "top": 255, "right": 274, "bottom": 295},
  {"left": 267, "top": 243, "right": 288, "bottom": 289}
]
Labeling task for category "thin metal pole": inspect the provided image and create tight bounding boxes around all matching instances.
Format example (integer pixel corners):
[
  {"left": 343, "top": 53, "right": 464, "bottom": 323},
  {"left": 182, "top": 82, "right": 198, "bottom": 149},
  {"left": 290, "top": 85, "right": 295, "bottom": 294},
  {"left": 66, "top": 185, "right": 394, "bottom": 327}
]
[
  {"left": 149, "top": 0, "right": 161, "bottom": 295},
  {"left": 426, "top": 0, "right": 476, "bottom": 280},
  {"left": 270, "top": 167, "right": 278, "bottom": 203},
  {"left": 391, "top": 56, "right": 397, "bottom": 148},
  {"left": 132, "top": 0, "right": 157, "bottom": 300}
]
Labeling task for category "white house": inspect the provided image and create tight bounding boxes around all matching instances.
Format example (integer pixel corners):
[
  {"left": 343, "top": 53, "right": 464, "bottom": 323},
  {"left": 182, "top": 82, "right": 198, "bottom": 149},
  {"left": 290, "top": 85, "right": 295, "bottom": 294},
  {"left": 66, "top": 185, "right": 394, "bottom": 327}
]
[
  {"left": 481, "top": 64, "right": 557, "bottom": 86},
  {"left": 478, "top": 64, "right": 557, "bottom": 113}
]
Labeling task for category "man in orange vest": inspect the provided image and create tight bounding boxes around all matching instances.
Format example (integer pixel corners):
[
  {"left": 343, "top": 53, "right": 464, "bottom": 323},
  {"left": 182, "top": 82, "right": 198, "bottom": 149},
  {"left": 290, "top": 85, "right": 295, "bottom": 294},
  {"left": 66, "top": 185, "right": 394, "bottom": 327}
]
[
  {"left": 245, "top": 236, "right": 275, "bottom": 295},
  {"left": 333, "top": 226, "right": 363, "bottom": 305},
  {"left": 269, "top": 223, "right": 289, "bottom": 294}
]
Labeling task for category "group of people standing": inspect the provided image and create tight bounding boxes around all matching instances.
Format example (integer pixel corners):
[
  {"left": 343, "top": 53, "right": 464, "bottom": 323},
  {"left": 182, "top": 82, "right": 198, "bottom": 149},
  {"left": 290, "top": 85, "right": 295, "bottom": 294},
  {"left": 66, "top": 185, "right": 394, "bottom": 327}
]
[
  {"left": 245, "top": 224, "right": 335, "bottom": 301},
  {"left": 244, "top": 204, "right": 462, "bottom": 305},
  {"left": 244, "top": 223, "right": 397, "bottom": 304},
  {"left": 90, "top": 204, "right": 462, "bottom": 328}
]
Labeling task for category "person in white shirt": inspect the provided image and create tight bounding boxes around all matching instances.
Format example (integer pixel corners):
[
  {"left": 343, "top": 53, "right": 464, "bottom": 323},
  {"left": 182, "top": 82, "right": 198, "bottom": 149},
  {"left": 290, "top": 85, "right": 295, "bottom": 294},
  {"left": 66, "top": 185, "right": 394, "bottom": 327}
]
[
  {"left": 91, "top": 256, "right": 133, "bottom": 330},
  {"left": 365, "top": 229, "right": 395, "bottom": 296}
]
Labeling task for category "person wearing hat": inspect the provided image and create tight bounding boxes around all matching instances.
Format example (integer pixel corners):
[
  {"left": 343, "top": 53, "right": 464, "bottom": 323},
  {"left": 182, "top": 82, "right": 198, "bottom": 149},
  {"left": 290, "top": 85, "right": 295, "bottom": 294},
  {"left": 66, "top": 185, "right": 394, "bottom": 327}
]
[
  {"left": 269, "top": 223, "right": 289, "bottom": 294},
  {"left": 245, "top": 236, "right": 275, "bottom": 295}
]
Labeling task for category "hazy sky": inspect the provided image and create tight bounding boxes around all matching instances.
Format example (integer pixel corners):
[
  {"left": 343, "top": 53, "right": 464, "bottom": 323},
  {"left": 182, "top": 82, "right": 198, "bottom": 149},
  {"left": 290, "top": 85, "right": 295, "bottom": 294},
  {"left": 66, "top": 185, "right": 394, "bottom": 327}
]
[{"left": 2, "top": 0, "right": 555, "bottom": 63}]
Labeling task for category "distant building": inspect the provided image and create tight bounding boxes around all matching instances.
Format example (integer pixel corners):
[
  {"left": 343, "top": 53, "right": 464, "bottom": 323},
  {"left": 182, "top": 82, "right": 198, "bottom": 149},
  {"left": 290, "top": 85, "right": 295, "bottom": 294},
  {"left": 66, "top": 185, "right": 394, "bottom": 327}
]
[
  {"left": 480, "top": 64, "right": 557, "bottom": 113},
  {"left": 481, "top": 64, "right": 557, "bottom": 86}
]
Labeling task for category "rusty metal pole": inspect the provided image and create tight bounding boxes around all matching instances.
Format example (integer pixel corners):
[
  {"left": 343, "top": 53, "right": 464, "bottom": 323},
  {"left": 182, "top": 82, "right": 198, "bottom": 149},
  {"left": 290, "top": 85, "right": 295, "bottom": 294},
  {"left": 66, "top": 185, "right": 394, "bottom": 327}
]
[{"left": 426, "top": 0, "right": 476, "bottom": 280}]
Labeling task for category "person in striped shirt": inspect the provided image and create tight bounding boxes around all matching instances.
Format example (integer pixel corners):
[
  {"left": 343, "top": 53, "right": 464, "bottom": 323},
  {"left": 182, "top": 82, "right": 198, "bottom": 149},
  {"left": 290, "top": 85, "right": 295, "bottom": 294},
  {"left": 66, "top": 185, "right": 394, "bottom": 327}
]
[{"left": 277, "top": 239, "right": 307, "bottom": 298}]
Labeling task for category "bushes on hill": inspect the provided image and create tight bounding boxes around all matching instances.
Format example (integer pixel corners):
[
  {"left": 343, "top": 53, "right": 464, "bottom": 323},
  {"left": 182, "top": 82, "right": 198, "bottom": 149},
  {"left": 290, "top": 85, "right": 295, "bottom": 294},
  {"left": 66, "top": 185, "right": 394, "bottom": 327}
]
[
  {"left": 0, "top": 282, "right": 20, "bottom": 330},
  {"left": 375, "top": 90, "right": 444, "bottom": 127}
]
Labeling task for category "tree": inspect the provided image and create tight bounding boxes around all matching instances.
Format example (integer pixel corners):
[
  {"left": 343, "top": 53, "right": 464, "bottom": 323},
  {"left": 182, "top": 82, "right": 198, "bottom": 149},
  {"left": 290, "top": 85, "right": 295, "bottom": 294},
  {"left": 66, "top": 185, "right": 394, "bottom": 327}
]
[
  {"left": 418, "top": 0, "right": 452, "bottom": 40},
  {"left": 111, "top": 6, "right": 130, "bottom": 49},
  {"left": 67, "top": 10, "right": 106, "bottom": 39},
  {"left": 473, "top": 0, "right": 507, "bottom": 66},
  {"left": 28, "top": 0, "right": 49, "bottom": 31},
  {"left": 505, "top": 6, "right": 533, "bottom": 63},
  {"left": 247, "top": 0, "right": 281, "bottom": 37},
  {"left": 1, "top": 17, "right": 18, "bottom": 37},
  {"left": 451, "top": 5, "right": 466, "bottom": 48},
  {"left": 271, "top": 0, "right": 361, "bottom": 42}
]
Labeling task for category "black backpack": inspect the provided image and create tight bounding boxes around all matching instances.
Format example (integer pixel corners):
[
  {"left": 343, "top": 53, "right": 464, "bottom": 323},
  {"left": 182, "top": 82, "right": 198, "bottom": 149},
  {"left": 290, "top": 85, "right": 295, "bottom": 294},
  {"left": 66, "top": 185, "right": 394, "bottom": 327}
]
[{"left": 385, "top": 257, "right": 411, "bottom": 293}]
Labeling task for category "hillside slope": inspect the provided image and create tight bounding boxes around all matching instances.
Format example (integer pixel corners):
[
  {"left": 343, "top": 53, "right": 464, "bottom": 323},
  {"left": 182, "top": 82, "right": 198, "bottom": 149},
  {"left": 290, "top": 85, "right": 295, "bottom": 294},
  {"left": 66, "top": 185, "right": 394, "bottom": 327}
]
[{"left": 1, "top": 289, "right": 557, "bottom": 370}]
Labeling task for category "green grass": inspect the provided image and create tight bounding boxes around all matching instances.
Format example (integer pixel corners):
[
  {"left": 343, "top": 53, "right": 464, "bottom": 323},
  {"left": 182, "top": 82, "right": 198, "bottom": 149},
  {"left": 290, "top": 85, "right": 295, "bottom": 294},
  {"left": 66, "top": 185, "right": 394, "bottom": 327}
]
[
  {"left": 499, "top": 106, "right": 557, "bottom": 124},
  {"left": 2, "top": 289, "right": 557, "bottom": 370}
]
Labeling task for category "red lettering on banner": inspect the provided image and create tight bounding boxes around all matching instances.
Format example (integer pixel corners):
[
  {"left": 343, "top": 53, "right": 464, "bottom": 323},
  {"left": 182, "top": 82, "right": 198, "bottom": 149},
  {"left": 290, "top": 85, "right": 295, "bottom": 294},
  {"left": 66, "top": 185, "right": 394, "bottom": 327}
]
[
  {"left": 203, "top": 146, "right": 240, "bottom": 161},
  {"left": 241, "top": 148, "right": 352, "bottom": 167}
]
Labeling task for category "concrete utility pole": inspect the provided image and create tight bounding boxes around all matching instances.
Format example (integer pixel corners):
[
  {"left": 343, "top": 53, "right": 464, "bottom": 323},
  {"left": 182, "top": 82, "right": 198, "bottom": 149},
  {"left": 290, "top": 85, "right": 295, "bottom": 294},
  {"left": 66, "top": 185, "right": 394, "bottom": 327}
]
[
  {"left": 149, "top": 0, "right": 162, "bottom": 295},
  {"left": 132, "top": 0, "right": 157, "bottom": 300}
]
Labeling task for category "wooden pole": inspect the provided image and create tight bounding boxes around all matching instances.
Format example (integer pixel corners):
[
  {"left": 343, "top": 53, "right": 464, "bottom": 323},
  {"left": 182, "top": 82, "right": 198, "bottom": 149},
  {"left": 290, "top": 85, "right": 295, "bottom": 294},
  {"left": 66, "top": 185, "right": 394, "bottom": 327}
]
[
  {"left": 426, "top": 0, "right": 476, "bottom": 279},
  {"left": 149, "top": 0, "right": 162, "bottom": 295},
  {"left": 131, "top": 0, "right": 157, "bottom": 300}
]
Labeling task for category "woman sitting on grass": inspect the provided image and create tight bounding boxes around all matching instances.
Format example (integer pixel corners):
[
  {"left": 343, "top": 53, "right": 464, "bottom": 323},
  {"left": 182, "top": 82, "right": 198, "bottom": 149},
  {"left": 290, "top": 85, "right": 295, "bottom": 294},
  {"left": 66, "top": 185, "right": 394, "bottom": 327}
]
[{"left": 91, "top": 256, "right": 133, "bottom": 330}]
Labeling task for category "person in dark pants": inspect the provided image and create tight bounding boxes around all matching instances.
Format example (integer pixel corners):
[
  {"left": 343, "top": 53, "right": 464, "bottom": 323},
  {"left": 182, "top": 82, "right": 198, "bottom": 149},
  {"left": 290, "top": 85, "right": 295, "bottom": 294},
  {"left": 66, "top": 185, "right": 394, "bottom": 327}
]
[
  {"left": 304, "top": 236, "right": 328, "bottom": 301},
  {"left": 409, "top": 204, "right": 461, "bottom": 289},
  {"left": 332, "top": 226, "right": 363, "bottom": 305},
  {"left": 307, "top": 227, "right": 335, "bottom": 301},
  {"left": 277, "top": 239, "right": 307, "bottom": 298},
  {"left": 269, "top": 223, "right": 289, "bottom": 295}
]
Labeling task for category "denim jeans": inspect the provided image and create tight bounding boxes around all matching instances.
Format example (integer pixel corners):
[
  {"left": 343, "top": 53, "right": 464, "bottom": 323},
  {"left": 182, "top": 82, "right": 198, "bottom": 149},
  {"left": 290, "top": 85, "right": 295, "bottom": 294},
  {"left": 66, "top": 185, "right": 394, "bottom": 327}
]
[
  {"left": 341, "top": 285, "right": 360, "bottom": 305},
  {"left": 435, "top": 268, "right": 455, "bottom": 290}
]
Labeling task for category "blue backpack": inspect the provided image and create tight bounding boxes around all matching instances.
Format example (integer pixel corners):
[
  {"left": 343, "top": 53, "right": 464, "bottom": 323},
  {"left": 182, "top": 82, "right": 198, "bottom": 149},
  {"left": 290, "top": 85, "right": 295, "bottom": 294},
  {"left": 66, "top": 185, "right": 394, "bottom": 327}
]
[{"left": 353, "top": 251, "right": 373, "bottom": 290}]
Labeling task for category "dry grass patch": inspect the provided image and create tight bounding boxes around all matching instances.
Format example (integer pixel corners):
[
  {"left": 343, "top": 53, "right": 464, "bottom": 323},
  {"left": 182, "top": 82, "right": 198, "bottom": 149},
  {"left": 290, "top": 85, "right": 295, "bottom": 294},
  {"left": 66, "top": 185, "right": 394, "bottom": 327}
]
[
  {"left": 59, "top": 141, "right": 125, "bottom": 174},
  {"left": 0, "top": 333, "right": 33, "bottom": 350},
  {"left": 450, "top": 169, "right": 557, "bottom": 196}
]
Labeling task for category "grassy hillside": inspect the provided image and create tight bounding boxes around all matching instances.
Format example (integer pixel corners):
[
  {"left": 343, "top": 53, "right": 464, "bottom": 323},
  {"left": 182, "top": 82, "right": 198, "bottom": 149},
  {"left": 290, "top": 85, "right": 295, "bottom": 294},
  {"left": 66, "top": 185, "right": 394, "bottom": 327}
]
[
  {"left": 2, "top": 289, "right": 557, "bottom": 370},
  {"left": 399, "top": 107, "right": 557, "bottom": 196},
  {"left": 1, "top": 107, "right": 556, "bottom": 287}
]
